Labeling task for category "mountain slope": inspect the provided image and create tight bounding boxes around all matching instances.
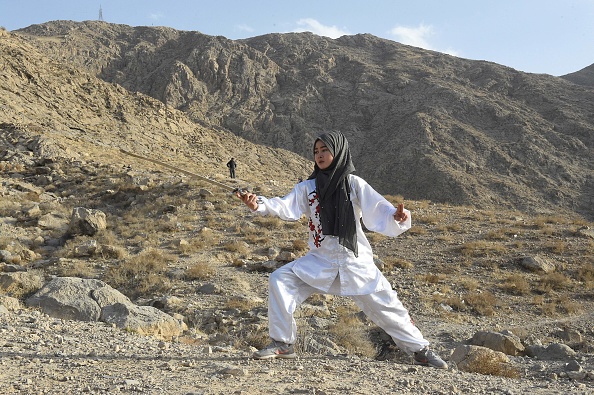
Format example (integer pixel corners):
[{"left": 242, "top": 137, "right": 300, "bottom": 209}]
[
  {"left": 0, "top": 27, "right": 311, "bottom": 191},
  {"left": 562, "top": 63, "right": 594, "bottom": 87},
  {"left": 13, "top": 22, "right": 594, "bottom": 219}
]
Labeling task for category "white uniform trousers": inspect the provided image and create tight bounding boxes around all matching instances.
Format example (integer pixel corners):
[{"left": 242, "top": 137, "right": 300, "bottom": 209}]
[{"left": 267, "top": 264, "right": 430, "bottom": 355}]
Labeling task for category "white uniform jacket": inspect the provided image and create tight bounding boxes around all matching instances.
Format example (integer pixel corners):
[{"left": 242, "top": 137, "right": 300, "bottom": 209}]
[{"left": 254, "top": 174, "right": 411, "bottom": 296}]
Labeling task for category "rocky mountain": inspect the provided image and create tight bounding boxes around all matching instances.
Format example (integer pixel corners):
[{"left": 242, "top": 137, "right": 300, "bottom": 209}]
[
  {"left": 1, "top": 23, "right": 594, "bottom": 395},
  {"left": 563, "top": 63, "right": 594, "bottom": 88},
  {"left": 14, "top": 21, "right": 594, "bottom": 220},
  {"left": 0, "top": 27, "right": 311, "bottom": 192}
]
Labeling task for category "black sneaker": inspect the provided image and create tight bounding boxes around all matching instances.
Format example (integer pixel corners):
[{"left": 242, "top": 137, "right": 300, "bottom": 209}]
[
  {"left": 253, "top": 340, "right": 296, "bottom": 360},
  {"left": 413, "top": 347, "right": 448, "bottom": 369}
]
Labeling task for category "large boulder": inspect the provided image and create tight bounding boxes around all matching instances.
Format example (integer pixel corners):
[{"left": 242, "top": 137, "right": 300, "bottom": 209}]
[
  {"left": 25, "top": 277, "right": 185, "bottom": 340},
  {"left": 450, "top": 345, "right": 510, "bottom": 372},
  {"left": 101, "top": 303, "right": 185, "bottom": 340},
  {"left": 68, "top": 207, "right": 107, "bottom": 236},
  {"left": 25, "top": 277, "right": 130, "bottom": 321},
  {"left": 469, "top": 330, "right": 525, "bottom": 356}
]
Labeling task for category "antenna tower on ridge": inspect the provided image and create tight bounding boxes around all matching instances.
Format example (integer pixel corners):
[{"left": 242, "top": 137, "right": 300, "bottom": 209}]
[{"left": 98, "top": 5, "right": 104, "bottom": 21}]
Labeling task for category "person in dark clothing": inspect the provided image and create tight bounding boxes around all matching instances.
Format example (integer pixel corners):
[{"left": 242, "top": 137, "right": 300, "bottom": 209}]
[{"left": 227, "top": 158, "right": 237, "bottom": 178}]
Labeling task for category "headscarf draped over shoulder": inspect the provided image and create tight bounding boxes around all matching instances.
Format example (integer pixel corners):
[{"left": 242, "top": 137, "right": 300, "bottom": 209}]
[{"left": 308, "top": 131, "right": 358, "bottom": 256}]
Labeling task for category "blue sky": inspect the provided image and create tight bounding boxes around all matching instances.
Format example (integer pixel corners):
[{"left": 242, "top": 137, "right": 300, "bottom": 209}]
[{"left": 1, "top": 0, "right": 592, "bottom": 76}]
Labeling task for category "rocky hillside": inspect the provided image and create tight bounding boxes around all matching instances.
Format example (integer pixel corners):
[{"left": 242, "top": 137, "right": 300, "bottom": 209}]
[
  {"left": 14, "top": 21, "right": 594, "bottom": 220},
  {"left": 1, "top": 24, "right": 594, "bottom": 395},
  {"left": 563, "top": 63, "right": 594, "bottom": 88},
  {"left": 0, "top": 27, "right": 311, "bottom": 192}
]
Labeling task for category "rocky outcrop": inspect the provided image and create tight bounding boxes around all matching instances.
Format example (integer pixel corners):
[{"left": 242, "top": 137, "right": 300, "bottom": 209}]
[{"left": 25, "top": 277, "right": 185, "bottom": 340}]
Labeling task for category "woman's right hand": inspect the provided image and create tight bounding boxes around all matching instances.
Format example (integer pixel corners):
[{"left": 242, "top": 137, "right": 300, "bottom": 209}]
[{"left": 236, "top": 191, "right": 259, "bottom": 211}]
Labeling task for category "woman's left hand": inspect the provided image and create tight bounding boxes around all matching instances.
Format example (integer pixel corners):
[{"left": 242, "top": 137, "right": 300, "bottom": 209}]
[{"left": 393, "top": 203, "right": 408, "bottom": 223}]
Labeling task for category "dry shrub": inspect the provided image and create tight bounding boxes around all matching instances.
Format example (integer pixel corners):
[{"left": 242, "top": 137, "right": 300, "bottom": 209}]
[
  {"left": 539, "top": 226, "right": 555, "bottom": 236},
  {"left": 501, "top": 275, "right": 531, "bottom": 295},
  {"left": 328, "top": 312, "right": 376, "bottom": 358},
  {"left": 291, "top": 239, "right": 309, "bottom": 253},
  {"left": 545, "top": 241, "right": 567, "bottom": 254},
  {"left": 185, "top": 261, "right": 215, "bottom": 280},
  {"left": 541, "top": 301, "right": 557, "bottom": 316},
  {"left": 422, "top": 273, "right": 445, "bottom": 284},
  {"left": 464, "top": 291, "right": 498, "bottom": 316},
  {"left": 366, "top": 232, "right": 387, "bottom": 243},
  {"left": 557, "top": 295, "right": 582, "bottom": 315},
  {"left": 416, "top": 214, "right": 440, "bottom": 225},
  {"left": 535, "top": 215, "right": 568, "bottom": 227},
  {"left": 252, "top": 215, "right": 284, "bottom": 229},
  {"left": 458, "top": 278, "right": 479, "bottom": 292},
  {"left": 205, "top": 213, "right": 235, "bottom": 230},
  {"left": 460, "top": 241, "right": 505, "bottom": 257},
  {"left": 57, "top": 261, "right": 96, "bottom": 279},
  {"left": 225, "top": 296, "right": 262, "bottom": 311},
  {"left": 485, "top": 228, "right": 508, "bottom": 240},
  {"left": 538, "top": 272, "right": 571, "bottom": 293},
  {"left": 383, "top": 256, "right": 414, "bottom": 270},
  {"left": 103, "top": 248, "right": 174, "bottom": 298},
  {"left": 224, "top": 240, "right": 250, "bottom": 254},
  {"left": 0, "top": 162, "right": 24, "bottom": 172},
  {"left": 409, "top": 200, "right": 431, "bottom": 210},
  {"left": 190, "top": 230, "right": 221, "bottom": 250},
  {"left": 407, "top": 226, "right": 427, "bottom": 235},
  {"left": 436, "top": 234, "right": 455, "bottom": 242},
  {"left": 244, "top": 234, "right": 270, "bottom": 245},
  {"left": 0, "top": 198, "right": 20, "bottom": 217},
  {"left": 465, "top": 352, "right": 521, "bottom": 378},
  {"left": 242, "top": 326, "right": 271, "bottom": 350},
  {"left": 577, "top": 263, "right": 594, "bottom": 283}
]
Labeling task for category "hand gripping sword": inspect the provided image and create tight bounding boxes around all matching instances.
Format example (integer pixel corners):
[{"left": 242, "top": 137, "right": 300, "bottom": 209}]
[{"left": 119, "top": 149, "right": 248, "bottom": 195}]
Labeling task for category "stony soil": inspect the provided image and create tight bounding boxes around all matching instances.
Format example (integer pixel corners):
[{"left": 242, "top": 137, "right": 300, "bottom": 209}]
[{"left": 1, "top": 140, "right": 593, "bottom": 394}]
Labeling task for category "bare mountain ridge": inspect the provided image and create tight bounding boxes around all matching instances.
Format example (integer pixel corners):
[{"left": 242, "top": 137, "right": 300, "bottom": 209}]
[
  {"left": 0, "top": 27, "right": 311, "bottom": 192},
  {"left": 13, "top": 21, "right": 594, "bottom": 219},
  {"left": 562, "top": 63, "right": 594, "bottom": 88}
]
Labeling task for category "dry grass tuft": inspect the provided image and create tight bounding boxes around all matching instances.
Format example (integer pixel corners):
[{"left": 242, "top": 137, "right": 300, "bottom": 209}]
[
  {"left": 57, "top": 261, "right": 97, "bottom": 279},
  {"left": 383, "top": 256, "right": 414, "bottom": 270},
  {"left": 538, "top": 272, "right": 571, "bottom": 293},
  {"left": 465, "top": 353, "right": 521, "bottom": 378},
  {"left": 224, "top": 240, "right": 250, "bottom": 254},
  {"left": 224, "top": 296, "right": 262, "bottom": 311},
  {"left": 545, "top": 240, "right": 567, "bottom": 254},
  {"left": 185, "top": 261, "right": 215, "bottom": 280},
  {"left": 328, "top": 311, "right": 376, "bottom": 358},
  {"left": 291, "top": 239, "right": 309, "bottom": 253},
  {"left": 463, "top": 291, "right": 498, "bottom": 316},
  {"left": 103, "top": 248, "right": 175, "bottom": 298},
  {"left": 407, "top": 226, "right": 427, "bottom": 235},
  {"left": 252, "top": 216, "right": 285, "bottom": 229},
  {"left": 577, "top": 263, "right": 594, "bottom": 284},
  {"left": 501, "top": 274, "right": 531, "bottom": 295},
  {"left": 460, "top": 241, "right": 505, "bottom": 257}
]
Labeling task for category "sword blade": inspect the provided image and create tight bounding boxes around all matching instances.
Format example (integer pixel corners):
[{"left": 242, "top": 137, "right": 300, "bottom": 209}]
[{"left": 119, "top": 149, "right": 239, "bottom": 192}]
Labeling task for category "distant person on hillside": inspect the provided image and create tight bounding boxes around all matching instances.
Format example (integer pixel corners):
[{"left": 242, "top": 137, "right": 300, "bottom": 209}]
[
  {"left": 236, "top": 131, "right": 447, "bottom": 369},
  {"left": 227, "top": 158, "right": 237, "bottom": 178}
]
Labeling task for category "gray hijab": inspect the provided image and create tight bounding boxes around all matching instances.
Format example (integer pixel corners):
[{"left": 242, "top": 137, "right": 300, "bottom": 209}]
[{"left": 308, "top": 131, "right": 358, "bottom": 256}]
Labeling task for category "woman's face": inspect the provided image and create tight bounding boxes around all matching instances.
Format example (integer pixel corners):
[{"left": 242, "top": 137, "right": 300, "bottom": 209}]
[{"left": 314, "top": 139, "right": 334, "bottom": 170}]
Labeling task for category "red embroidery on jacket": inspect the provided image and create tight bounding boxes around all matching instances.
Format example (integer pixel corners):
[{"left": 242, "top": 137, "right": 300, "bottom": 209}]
[{"left": 308, "top": 190, "right": 324, "bottom": 248}]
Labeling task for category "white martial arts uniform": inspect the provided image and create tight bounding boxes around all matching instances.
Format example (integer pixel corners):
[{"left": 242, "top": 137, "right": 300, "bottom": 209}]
[{"left": 254, "top": 174, "right": 430, "bottom": 355}]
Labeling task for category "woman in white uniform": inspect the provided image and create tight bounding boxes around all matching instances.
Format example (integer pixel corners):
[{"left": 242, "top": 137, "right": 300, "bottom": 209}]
[{"left": 237, "top": 131, "right": 447, "bottom": 369}]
